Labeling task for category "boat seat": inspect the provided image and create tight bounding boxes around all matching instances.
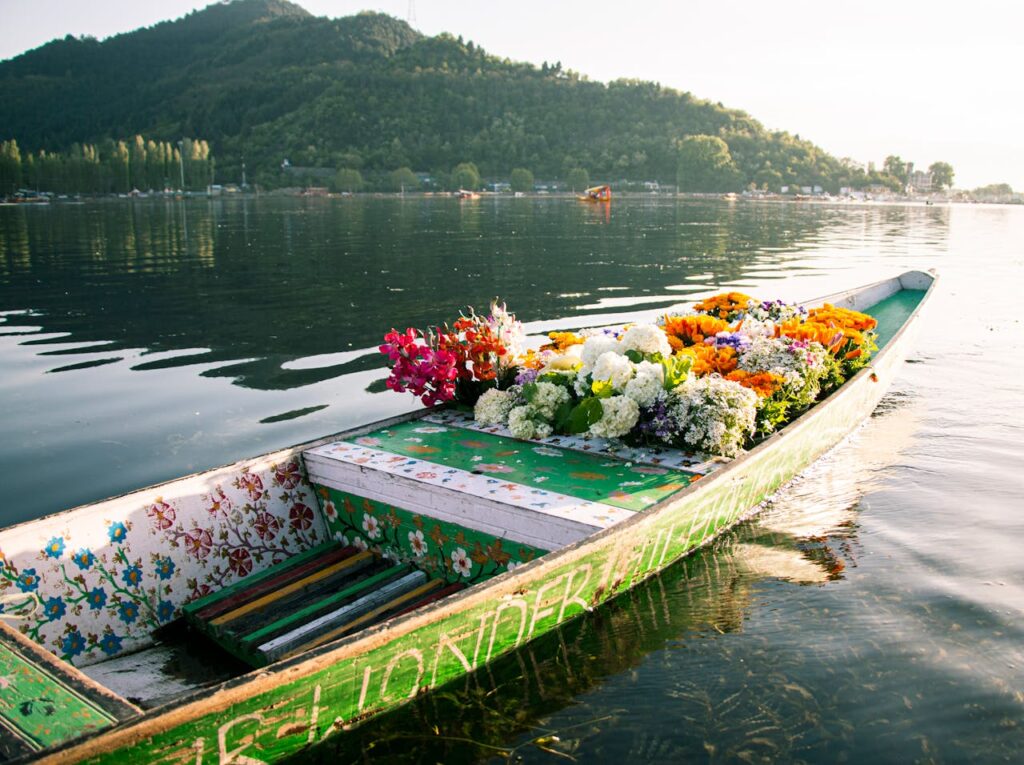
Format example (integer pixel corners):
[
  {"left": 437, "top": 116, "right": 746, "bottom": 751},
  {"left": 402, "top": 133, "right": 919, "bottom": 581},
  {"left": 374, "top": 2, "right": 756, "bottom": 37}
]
[
  {"left": 183, "top": 542, "right": 461, "bottom": 667},
  {"left": 303, "top": 411, "right": 704, "bottom": 553},
  {"left": 0, "top": 621, "right": 139, "bottom": 759}
]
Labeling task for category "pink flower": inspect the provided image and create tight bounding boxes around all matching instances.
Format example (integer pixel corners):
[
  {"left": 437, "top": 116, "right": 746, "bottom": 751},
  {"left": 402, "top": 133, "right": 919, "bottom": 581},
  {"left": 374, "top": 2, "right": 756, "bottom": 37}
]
[
  {"left": 238, "top": 472, "right": 264, "bottom": 501},
  {"left": 184, "top": 528, "right": 213, "bottom": 559},
  {"left": 147, "top": 500, "right": 176, "bottom": 530},
  {"left": 205, "top": 487, "right": 231, "bottom": 516}
]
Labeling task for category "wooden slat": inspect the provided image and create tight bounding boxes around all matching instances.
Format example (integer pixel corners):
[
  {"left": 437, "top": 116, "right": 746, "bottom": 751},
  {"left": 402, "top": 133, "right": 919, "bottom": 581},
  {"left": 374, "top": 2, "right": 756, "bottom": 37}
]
[
  {"left": 390, "top": 581, "right": 466, "bottom": 619},
  {"left": 190, "top": 544, "right": 357, "bottom": 622},
  {"left": 277, "top": 576, "right": 445, "bottom": 661},
  {"left": 210, "top": 551, "right": 374, "bottom": 628},
  {"left": 182, "top": 540, "right": 341, "bottom": 618},
  {"left": 239, "top": 564, "right": 412, "bottom": 648}
]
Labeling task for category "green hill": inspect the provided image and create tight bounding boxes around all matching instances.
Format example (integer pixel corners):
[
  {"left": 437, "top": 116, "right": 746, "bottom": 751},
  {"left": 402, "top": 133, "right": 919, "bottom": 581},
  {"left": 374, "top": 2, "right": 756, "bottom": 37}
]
[{"left": 0, "top": 0, "right": 883, "bottom": 192}]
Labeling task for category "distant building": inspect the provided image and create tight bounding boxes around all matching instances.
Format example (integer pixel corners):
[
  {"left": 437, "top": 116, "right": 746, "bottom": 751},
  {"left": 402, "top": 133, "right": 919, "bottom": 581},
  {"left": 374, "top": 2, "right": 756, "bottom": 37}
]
[{"left": 907, "top": 169, "right": 933, "bottom": 194}]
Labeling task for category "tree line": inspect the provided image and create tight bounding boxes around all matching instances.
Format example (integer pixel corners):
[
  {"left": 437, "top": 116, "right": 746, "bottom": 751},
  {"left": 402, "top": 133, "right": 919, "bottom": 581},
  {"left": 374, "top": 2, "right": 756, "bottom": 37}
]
[
  {"left": 0, "top": 6, "right": 960, "bottom": 197},
  {"left": 0, "top": 136, "right": 214, "bottom": 195}
]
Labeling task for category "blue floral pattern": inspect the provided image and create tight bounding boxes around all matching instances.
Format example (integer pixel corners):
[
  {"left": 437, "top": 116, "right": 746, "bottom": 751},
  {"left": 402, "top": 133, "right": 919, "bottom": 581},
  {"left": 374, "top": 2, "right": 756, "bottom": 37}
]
[{"left": 0, "top": 456, "right": 324, "bottom": 665}]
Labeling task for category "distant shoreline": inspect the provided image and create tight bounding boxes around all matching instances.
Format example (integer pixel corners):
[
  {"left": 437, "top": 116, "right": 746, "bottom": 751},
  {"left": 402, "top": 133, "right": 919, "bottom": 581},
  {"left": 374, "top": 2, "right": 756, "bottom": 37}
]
[{"left": 2, "top": 190, "right": 1019, "bottom": 207}]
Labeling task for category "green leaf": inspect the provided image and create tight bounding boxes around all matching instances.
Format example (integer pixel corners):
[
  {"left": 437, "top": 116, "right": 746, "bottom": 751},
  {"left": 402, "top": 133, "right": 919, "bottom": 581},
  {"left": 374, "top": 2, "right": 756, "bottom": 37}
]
[
  {"left": 538, "top": 371, "right": 573, "bottom": 389},
  {"left": 624, "top": 349, "right": 643, "bottom": 364},
  {"left": 553, "top": 400, "right": 574, "bottom": 431},
  {"left": 521, "top": 382, "right": 538, "bottom": 403},
  {"left": 661, "top": 354, "right": 693, "bottom": 389},
  {"left": 567, "top": 397, "right": 604, "bottom": 434},
  {"left": 590, "top": 379, "right": 615, "bottom": 398}
]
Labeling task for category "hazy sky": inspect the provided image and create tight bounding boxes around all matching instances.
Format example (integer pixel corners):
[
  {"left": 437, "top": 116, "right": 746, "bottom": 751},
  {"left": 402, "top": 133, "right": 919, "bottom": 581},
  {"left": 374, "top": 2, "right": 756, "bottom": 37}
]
[{"left": 2, "top": 0, "right": 1022, "bottom": 189}]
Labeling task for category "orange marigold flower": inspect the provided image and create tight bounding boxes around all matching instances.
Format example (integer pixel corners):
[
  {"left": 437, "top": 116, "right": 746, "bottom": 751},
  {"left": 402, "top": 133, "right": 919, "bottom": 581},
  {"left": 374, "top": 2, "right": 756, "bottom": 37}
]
[
  {"left": 662, "top": 314, "right": 731, "bottom": 348},
  {"left": 693, "top": 292, "right": 754, "bottom": 322},
  {"left": 679, "top": 345, "right": 738, "bottom": 376},
  {"left": 806, "top": 303, "right": 877, "bottom": 331},
  {"left": 726, "top": 370, "right": 784, "bottom": 398}
]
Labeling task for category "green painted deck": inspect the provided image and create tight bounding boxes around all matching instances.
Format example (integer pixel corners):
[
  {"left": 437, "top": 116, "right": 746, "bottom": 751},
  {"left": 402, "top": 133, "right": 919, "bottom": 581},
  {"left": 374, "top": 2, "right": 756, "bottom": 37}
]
[
  {"left": 348, "top": 420, "right": 697, "bottom": 512},
  {"left": 0, "top": 624, "right": 135, "bottom": 759}
]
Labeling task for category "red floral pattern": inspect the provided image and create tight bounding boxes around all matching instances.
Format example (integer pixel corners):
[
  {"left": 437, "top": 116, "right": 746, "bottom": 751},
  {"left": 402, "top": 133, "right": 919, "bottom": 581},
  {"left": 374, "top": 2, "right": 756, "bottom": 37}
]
[
  {"left": 289, "top": 503, "right": 314, "bottom": 531},
  {"left": 146, "top": 500, "right": 176, "bottom": 530}
]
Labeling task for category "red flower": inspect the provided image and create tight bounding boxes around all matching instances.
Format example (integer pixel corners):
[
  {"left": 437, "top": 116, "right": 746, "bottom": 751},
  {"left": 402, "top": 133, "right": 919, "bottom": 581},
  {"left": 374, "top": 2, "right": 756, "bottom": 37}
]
[
  {"left": 238, "top": 472, "right": 264, "bottom": 501},
  {"left": 253, "top": 511, "right": 282, "bottom": 541},
  {"left": 289, "top": 503, "right": 314, "bottom": 530},
  {"left": 205, "top": 487, "right": 232, "bottom": 516},
  {"left": 184, "top": 528, "right": 213, "bottom": 559},
  {"left": 228, "top": 548, "right": 253, "bottom": 578},
  {"left": 274, "top": 461, "right": 302, "bottom": 490},
  {"left": 147, "top": 500, "right": 176, "bottom": 530}
]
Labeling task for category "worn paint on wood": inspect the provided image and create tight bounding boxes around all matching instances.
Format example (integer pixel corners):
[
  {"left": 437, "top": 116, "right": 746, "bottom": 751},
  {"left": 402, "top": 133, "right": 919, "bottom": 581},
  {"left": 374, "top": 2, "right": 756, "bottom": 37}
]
[{"left": 0, "top": 622, "right": 137, "bottom": 758}]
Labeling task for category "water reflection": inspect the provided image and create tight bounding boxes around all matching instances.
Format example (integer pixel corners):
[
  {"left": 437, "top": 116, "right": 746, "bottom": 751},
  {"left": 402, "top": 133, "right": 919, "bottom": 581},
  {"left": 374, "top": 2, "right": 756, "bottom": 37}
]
[
  {"left": 0, "top": 197, "right": 853, "bottom": 391},
  {"left": 284, "top": 396, "right": 970, "bottom": 764}
]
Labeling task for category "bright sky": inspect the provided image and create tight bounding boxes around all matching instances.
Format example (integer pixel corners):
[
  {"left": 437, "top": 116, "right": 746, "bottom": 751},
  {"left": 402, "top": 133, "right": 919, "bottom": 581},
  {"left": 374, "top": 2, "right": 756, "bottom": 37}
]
[{"left": 1, "top": 0, "right": 1022, "bottom": 189}]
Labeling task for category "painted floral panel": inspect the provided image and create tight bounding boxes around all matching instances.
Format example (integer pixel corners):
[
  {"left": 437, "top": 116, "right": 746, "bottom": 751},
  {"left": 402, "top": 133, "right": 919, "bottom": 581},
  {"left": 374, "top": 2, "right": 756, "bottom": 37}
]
[
  {"left": 315, "top": 487, "right": 547, "bottom": 585},
  {"left": 0, "top": 455, "right": 324, "bottom": 666}
]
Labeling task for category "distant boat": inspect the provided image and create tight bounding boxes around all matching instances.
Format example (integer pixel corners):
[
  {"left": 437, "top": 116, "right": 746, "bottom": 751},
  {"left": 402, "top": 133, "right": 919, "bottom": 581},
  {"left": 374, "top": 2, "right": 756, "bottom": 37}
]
[
  {"left": 578, "top": 184, "right": 611, "bottom": 202},
  {"left": 456, "top": 189, "right": 480, "bottom": 199}
]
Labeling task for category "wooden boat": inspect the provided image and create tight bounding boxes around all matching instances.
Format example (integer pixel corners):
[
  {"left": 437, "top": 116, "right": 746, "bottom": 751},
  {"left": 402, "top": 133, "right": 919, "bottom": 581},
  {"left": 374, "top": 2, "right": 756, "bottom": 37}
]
[
  {"left": 0, "top": 271, "right": 935, "bottom": 763},
  {"left": 578, "top": 184, "right": 611, "bottom": 202},
  {"left": 456, "top": 189, "right": 480, "bottom": 200}
]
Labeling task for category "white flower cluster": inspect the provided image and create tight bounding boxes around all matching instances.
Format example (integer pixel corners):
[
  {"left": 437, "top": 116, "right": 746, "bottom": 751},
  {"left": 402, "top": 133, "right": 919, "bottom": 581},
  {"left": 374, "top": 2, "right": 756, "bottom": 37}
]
[
  {"left": 623, "top": 360, "right": 665, "bottom": 407},
  {"left": 589, "top": 396, "right": 640, "bottom": 439},
  {"left": 474, "top": 388, "right": 515, "bottom": 425},
  {"left": 508, "top": 405, "right": 551, "bottom": 440},
  {"left": 530, "top": 381, "right": 571, "bottom": 419},
  {"left": 495, "top": 381, "right": 570, "bottom": 441},
  {"left": 668, "top": 376, "right": 758, "bottom": 458},
  {"left": 745, "top": 299, "right": 808, "bottom": 324},
  {"left": 578, "top": 334, "right": 620, "bottom": 377},
  {"left": 592, "top": 351, "right": 634, "bottom": 389},
  {"left": 619, "top": 323, "right": 672, "bottom": 357}
]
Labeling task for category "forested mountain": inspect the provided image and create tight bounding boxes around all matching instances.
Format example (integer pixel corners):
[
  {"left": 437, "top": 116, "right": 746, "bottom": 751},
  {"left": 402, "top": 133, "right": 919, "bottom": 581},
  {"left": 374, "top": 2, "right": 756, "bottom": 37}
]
[{"left": 0, "top": 0, "right": 890, "bottom": 192}]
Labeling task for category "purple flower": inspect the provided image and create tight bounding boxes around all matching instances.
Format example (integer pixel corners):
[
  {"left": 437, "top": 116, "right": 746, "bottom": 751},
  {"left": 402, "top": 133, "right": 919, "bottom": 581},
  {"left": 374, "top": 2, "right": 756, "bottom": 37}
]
[
  {"left": 514, "top": 368, "right": 539, "bottom": 385},
  {"left": 705, "top": 331, "right": 750, "bottom": 350}
]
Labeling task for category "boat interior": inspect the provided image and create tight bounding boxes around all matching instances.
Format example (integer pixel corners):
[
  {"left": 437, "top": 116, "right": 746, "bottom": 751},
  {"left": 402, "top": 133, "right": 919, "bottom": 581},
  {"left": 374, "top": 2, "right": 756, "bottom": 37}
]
[{"left": 0, "top": 273, "right": 930, "bottom": 759}]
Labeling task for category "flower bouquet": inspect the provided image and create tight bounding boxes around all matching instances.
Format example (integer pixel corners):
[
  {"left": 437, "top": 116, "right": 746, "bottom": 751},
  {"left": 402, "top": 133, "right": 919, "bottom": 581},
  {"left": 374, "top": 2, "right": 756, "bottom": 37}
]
[{"left": 380, "top": 292, "right": 878, "bottom": 459}]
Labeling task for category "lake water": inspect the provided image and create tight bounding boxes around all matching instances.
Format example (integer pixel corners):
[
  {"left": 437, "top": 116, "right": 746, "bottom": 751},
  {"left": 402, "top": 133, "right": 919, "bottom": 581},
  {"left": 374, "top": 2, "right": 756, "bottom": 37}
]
[{"left": 1, "top": 197, "right": 1022, "bottom": 762}]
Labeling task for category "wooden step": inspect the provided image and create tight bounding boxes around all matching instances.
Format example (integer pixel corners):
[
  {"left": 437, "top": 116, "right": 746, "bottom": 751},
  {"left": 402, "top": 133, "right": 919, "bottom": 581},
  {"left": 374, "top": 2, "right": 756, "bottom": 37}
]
[
  {"left": 210, "top": 551, "right": 378, "bottom": 640},
  {"left": 254, "top": 568, "right": 444, "bottom": 664},
  {"left": 183, "top": 540, "right": 347, "bottom": 626}
]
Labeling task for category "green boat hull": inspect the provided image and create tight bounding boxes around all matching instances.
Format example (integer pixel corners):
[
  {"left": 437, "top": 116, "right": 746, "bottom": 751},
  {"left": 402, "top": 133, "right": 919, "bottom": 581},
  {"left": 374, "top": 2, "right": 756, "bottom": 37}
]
[{"left": 32, "top": 276, "right": 933, "bottom": 764}]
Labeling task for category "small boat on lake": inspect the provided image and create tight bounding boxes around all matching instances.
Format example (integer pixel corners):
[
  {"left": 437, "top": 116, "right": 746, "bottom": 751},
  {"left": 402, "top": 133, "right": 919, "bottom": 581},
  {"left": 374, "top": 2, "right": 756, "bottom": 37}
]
[
  {"left": 0, "top": 271, "right": 935, "bottom": 763},
  {"left": 456, "top": 189, "right": 480, "bottom": 199},
  {"left": 578, "top": 184, "right": 611, "bottom": 202}
]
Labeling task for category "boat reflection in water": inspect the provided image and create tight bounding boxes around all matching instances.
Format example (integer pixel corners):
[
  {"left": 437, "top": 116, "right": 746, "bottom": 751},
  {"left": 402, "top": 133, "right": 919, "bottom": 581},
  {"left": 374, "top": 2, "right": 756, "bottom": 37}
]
[{"left": 291, "top": 393, "right": 923, "bottom": 763}]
